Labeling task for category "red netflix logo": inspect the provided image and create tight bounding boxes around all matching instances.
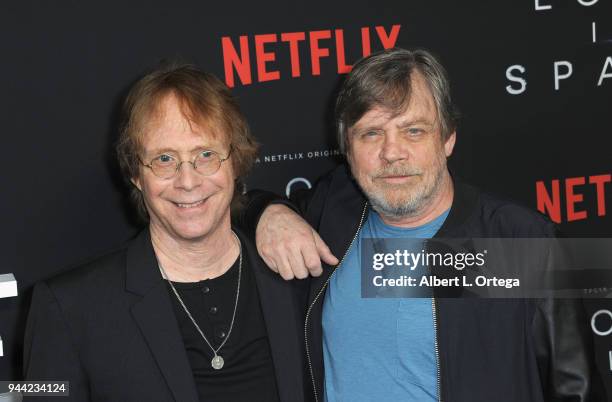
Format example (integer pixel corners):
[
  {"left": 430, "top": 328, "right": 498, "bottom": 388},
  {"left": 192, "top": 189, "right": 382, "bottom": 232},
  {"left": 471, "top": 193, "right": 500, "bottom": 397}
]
[
  {"left": 536, "top": 174, "right": 611, "bottom": 223},
  {"left": 221, "top": 25, "right": 401, "bottom": 87}
]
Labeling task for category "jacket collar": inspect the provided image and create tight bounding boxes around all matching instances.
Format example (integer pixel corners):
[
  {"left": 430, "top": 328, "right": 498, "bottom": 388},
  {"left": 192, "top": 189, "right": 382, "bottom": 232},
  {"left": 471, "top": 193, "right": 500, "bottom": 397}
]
[
  {"left": 125, "top": 229, "right": 200, "bottom": 402},
  {"left": 125, "top": 229, "right": 161, "bottom": 296},
  {"left": 239, "top": 227, "right": 306, "bottom": 402},
  {"left": 435, "top": 179, "right": 480, "bottom": 238},
  {"left": 309, "top": 165, "right": 367, "bottom": 301}
]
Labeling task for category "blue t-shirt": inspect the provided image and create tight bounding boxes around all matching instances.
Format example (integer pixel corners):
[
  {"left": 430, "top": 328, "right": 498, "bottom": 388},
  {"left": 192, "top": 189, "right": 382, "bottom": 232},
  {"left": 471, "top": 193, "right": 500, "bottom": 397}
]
[{"left": 322, "top": 208, "right": 449, "bottom": 402}]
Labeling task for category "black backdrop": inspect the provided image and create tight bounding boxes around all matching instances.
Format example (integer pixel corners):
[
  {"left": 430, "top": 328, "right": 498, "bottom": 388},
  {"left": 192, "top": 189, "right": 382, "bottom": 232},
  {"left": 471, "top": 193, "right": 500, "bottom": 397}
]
[{"left": 1, "top": 0, "right": 611, "bottom": 396}]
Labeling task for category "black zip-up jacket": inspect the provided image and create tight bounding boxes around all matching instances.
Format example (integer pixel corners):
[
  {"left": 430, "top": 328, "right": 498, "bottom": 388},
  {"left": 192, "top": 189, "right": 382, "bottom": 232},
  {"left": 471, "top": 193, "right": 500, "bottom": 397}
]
[{"left": 245, "top": 164, "right": 606, "bottom": 402}]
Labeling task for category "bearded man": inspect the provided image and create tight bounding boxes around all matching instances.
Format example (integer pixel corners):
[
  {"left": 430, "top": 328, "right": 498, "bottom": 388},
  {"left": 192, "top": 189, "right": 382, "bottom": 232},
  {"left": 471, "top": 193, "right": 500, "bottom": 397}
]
[{"left": 250, "top": 48, "right": 605, "bottom": 402}]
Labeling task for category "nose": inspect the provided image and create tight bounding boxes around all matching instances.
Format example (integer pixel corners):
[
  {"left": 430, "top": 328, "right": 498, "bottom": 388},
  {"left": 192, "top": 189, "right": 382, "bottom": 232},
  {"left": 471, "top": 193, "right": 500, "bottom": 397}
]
[
  {"left": 174, "top": 161, "right": 201, "bottom": 191},
  {"left": 380, "top": 132, "right": 408, "bottom": 164}
]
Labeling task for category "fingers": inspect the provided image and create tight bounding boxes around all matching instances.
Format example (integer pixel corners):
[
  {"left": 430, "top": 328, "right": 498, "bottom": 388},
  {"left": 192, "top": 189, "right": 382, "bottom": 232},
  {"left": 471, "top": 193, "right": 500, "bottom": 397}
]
[
  {"left": 288, "top": 249, "right": 310, "bottom": 280},
  {"left": 269, "top": 250, "right": 310, "bottom": 280},
  {"left": 277, "top": 255, "right": 297, "bottom": 281},
  {"left": 260, "top": 248, "right": 295, "bottom": 280},
  {"left": 313, "top": 230, "right": 339, "bottom": 268},
  {"left": 260, "top": 254, "right": 279, "bottom": 274},
  {"left": 301, "top": 244, "right": 323, "bottom": 278},
  {"left": 256, "top": 203, "right": 335, "bottom": 280}
]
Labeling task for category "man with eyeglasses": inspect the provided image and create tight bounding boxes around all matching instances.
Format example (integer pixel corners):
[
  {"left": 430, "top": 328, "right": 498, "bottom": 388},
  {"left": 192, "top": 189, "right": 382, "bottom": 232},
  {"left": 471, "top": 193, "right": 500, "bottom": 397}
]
[{"left": 23, "top": 63, "right": 308, "bottom": 402}]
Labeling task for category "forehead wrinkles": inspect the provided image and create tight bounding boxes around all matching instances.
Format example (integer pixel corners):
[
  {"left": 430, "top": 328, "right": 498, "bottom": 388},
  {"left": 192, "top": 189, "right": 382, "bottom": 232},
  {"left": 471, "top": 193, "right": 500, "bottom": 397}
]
[{"left": 351, "top": 106, "right": 436, "bottom": 134}]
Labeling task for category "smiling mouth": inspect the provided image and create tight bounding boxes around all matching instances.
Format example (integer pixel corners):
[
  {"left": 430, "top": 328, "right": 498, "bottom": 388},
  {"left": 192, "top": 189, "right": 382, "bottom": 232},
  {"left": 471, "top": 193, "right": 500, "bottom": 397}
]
[{"left": 173, "top": 199, "right": 206, "bottom": 209}]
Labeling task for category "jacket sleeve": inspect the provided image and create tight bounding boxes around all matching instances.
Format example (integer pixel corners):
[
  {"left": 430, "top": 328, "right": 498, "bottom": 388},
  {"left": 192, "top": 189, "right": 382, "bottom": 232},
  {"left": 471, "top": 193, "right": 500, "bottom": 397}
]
[
  {"left": 23, "top": 281, "right": 90, "bottom": 402},
  {"left": 237, "top": 169, "right": 335, "bottom": 235},
  {"left": 532, "top": 297, "right": 607, "bottom": 402},
  {"left": 530, "top": 221, "right": 607, "bottom": 401}
]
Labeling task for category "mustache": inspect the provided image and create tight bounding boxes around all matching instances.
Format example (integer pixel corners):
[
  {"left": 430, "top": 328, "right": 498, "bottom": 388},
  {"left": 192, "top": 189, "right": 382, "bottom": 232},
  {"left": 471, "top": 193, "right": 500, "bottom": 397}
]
[{"left": 373, "top": 165, "right": 422, "bottom": 178}]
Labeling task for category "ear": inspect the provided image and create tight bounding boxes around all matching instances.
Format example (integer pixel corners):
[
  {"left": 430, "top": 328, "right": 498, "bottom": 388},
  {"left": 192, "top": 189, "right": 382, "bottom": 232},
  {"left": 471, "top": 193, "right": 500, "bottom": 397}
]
[
  {"left": 345, "top": 147, "right": 353, "bottom": 164},
  {"left": 226, "top": 158, "right": 237, "bottom": 181},
  {"left": 344, "top": 133, "right": 354, "bottom": 164},
  {"left": 444, "top": 131, "right": 456, "bottom": 157},
  {"left": 131, "top": 175, "right": 142, "bottom": 191}
]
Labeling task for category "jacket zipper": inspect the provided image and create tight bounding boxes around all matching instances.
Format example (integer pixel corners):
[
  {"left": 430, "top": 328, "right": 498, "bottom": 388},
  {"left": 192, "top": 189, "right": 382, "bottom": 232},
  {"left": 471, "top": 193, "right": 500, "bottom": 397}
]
[
  {"left": 304, "top": 203, "right": 368, "bottom": 402},
  {"left": 431, "top": 296, "right": 442, "bottom": 402},
  {"left": 303, "top": 203, "right": 443, "bottom": 402}
]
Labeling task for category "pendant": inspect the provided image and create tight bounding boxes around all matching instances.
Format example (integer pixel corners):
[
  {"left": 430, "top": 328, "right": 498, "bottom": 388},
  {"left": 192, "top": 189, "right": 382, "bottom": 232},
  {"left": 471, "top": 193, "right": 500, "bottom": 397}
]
[{"left": 211, "top": 355, "right": 224, "bottom": 370}]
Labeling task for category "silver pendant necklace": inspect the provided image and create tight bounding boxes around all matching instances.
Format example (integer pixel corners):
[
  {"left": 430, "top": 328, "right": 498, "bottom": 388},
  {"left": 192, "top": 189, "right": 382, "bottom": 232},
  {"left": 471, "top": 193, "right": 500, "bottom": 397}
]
[{"left": 158, "top": 231, "right": 242, "bottom": 370}]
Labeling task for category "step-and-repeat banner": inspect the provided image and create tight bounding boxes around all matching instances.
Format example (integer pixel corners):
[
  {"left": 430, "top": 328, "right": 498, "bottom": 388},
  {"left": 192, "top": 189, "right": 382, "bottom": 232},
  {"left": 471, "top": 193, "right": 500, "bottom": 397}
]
[{"left": 1, "top": 0, "right": 611, "bottom": 395}]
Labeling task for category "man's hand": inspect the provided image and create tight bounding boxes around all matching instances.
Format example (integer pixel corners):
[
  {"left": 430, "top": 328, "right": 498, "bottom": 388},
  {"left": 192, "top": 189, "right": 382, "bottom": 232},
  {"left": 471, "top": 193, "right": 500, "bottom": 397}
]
[{"left": 256, "top": 204, "right": 339, "bottom": 280}]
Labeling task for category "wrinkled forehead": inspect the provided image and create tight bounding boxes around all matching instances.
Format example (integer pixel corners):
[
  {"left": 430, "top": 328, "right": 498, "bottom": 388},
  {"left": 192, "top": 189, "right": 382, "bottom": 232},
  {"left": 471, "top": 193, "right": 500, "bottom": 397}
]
[{"left": 350, "top": 102, "right": 438, "bottom": 134}]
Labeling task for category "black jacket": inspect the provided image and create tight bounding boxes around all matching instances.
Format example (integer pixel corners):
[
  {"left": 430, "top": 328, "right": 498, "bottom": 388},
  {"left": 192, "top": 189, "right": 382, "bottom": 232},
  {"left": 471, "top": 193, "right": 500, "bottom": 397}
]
[
  {"left": 23, "top": 228, "right": 308, "bottom": 402},
  {"left": 246, "top": 164, "right": 605, "bottom": 402}
]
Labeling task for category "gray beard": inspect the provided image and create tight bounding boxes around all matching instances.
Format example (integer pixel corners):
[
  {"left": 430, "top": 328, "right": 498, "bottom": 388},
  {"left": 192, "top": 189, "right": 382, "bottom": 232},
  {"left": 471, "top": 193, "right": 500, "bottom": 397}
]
[{"left": 364, "top": 169, "right": 445, "bottom": 221}]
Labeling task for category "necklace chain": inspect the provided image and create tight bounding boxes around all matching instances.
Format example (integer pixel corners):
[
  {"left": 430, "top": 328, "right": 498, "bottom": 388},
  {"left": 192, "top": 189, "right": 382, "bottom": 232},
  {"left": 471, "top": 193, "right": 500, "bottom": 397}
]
[{"left": 158, "top": 231, "right": 242, "bottom": 369}]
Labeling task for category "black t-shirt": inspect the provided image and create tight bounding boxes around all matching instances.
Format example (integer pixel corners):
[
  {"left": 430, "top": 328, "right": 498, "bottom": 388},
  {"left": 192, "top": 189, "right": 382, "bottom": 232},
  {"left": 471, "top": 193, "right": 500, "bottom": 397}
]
[{"left": 167, "top": 254, "right": 280, "bottom": 402}]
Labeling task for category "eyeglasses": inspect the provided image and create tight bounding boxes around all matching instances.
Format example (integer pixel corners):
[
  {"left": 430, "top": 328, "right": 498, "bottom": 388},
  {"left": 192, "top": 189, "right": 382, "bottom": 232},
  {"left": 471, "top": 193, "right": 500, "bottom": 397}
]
[{"left": 139, "top": 146, "right": 232, "bottom": 179}]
